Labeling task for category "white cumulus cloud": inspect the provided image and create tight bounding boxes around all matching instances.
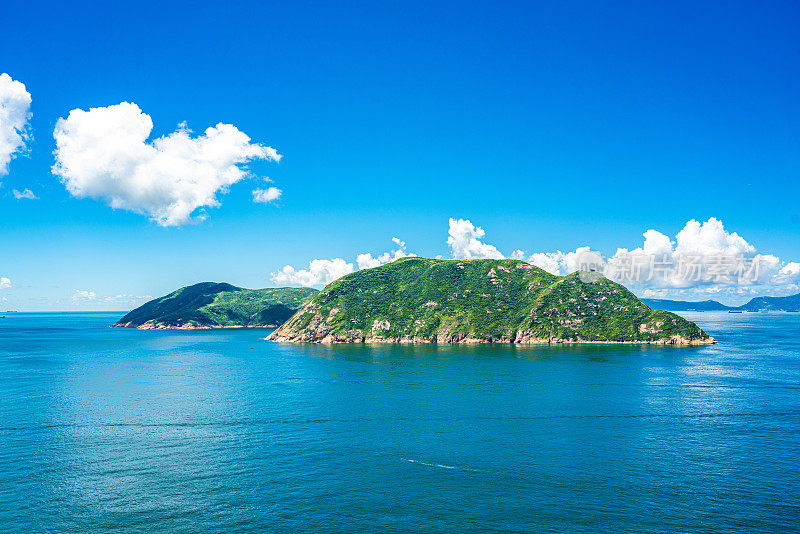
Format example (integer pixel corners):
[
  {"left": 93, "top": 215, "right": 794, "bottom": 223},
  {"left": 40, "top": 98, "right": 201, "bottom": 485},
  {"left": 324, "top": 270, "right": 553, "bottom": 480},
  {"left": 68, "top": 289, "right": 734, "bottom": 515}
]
[
  {"left": 673, "top": 218, "right": 755, "bottom": 257},
  {"left": 0, "top": 73, "right": 32, "bottom": 177},
  {"left": 603, "top": 218, "right": 768, "bottom": 288},
  {"left": 272, "top": 258, "right": 355, "bottom": 287},
  {"left": 506, "top": 217, "right": 800, "bottom": 301},
  {"left": 12, "top": 188, "right": 36, "bottom": 200},
  {"left": 779, "top": 262, "right": 800, "bottom": 277},
  {"left": 446, "top": 217, "right": 800, "bottom": 301},
  {"left": 523, "top": 251, "right": 563, "bottom": 275},
  {"left": 447, "top": 218, "right": 504, "bottom": 259},
  {"left": 356, "top": 246, "right": 411, "bottom": 270},
  {"left": 52, "top": 102, "right": 281, "bottom": 226},
  {"left": 253, "top": 186, "right": 282, "bottom": 203},
  {"left": 510, "top": 247, "right": 604, "bottom": 276},
  {"left": 0, "top": 277, "right": 11, "bottom": 289},
  {"left": 270, "top": 217, "right": 799, "bottom": 300},
  {"left": 271, "top": 238, "right": 414, "bottom": 287}
]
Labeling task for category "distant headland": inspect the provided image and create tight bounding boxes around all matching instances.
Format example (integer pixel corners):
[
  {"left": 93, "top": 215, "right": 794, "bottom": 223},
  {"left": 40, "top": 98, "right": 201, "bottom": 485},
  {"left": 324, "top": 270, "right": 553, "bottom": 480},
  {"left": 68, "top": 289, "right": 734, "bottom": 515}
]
[
  {"left": 113, "top": 283, "right": 317, "bottom": 329},
  {"left": 643, "top": 293, "right": 800, "bottom": 312}
]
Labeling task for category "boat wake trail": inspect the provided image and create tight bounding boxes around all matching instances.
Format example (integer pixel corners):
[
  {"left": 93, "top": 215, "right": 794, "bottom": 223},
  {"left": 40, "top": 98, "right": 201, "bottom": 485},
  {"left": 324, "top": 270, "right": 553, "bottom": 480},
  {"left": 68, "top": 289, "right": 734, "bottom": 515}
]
[{"left": 401, "top": 457, "right": 479, "bottom": 471}]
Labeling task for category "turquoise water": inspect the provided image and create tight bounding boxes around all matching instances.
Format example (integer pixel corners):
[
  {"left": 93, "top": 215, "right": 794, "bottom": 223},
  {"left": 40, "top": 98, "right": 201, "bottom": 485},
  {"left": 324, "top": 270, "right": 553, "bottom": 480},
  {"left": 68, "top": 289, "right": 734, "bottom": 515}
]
[{"left": 1, "top": 312, "right": 799, "bottom": 533}]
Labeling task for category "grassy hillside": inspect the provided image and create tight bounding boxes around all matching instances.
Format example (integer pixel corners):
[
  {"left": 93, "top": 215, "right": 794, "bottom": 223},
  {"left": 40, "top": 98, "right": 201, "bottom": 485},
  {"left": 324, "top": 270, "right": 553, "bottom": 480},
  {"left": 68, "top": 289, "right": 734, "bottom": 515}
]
[
  {"left": 114, "top": 282, "right": 318, "bottom": 329},
  {"left": 269, "top": 258, "right": 714, "bottom": 344}
]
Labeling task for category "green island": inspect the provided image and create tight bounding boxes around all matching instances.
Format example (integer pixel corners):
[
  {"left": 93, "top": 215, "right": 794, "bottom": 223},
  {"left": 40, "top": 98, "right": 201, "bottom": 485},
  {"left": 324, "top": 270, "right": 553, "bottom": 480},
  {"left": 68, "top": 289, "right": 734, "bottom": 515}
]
[
  {"left": 268, "top": 257, "right": 715, "bottom": 345},
  {"left": 113, "top": 282, "right": 318, "bottom": 329}
]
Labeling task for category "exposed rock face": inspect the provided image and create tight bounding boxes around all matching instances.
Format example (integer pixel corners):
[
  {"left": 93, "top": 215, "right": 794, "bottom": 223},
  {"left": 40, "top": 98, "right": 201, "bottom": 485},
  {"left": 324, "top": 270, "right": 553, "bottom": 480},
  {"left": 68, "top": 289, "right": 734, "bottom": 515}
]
[
  {"left": 268, "top": 258, "right": 716, "bottom": 346},
  {"left": 115, "top": 320, "right": 272, "bottom": 330},
  {"left": 269, "top": 331, "right": 713, "bottom": 346}
]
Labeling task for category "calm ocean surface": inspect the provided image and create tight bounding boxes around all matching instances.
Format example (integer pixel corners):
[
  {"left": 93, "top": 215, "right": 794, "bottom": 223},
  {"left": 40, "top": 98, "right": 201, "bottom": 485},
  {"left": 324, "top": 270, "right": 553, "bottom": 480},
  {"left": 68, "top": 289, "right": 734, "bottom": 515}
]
[{"left": 0, "top": 311, "right": 798, "bottom": 533}]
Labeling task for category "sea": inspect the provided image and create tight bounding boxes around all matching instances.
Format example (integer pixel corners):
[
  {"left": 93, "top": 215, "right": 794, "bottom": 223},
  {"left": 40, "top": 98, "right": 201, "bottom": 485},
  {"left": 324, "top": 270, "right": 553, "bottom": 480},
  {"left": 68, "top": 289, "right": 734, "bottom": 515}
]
[{"left": 0, "top": 311, "right": 798, "bottom": 533}]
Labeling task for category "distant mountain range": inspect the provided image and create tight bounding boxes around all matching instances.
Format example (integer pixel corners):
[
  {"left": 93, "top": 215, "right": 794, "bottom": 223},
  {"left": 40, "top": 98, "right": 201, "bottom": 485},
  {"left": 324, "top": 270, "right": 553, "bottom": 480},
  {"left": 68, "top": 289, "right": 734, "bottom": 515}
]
[{"left": 642, "top": 292, "right": 800, "bottom": 312}]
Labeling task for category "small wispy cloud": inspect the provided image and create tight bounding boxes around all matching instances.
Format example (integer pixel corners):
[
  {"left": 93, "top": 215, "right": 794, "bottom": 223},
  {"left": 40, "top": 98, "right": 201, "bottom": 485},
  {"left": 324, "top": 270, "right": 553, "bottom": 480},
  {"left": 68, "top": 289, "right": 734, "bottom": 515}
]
[
  {"left": 253, "top": 186, "right": 282, "bottom": 203},
  {"left": 12, "top": 188, "right": 36, "bottom": 200},
  {"left": 70, "top": 289, "right": 152, "bottom": 306},
  {"left": 71, "top": 289, "right": 96, "bottom": 301}
]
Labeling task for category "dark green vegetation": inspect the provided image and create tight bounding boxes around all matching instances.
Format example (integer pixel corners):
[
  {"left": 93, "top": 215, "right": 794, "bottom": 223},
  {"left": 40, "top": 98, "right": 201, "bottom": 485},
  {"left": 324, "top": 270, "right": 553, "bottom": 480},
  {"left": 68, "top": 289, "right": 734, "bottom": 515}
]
[
  {"left": 269, "top": 258, "right": 714, "bottom": 344},
  {"left": 645, "top": 292, "right": 800, "bottom": 312},
  {"left": 114, "top": 283, "right": 318, "bottom": 329}
]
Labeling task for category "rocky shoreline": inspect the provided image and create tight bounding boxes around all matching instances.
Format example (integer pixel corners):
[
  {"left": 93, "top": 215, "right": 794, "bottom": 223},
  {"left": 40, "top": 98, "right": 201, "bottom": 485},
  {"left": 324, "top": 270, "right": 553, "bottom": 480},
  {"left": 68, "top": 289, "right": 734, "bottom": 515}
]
[
  {"left": 116, "top": 320, "right": 715, "bottom": 345},
  {"left": 266, "top": 331, "right": 717, "bottom": 346},
  {"left": 113, "top": 321, "right": 279, "bottom": 330}
]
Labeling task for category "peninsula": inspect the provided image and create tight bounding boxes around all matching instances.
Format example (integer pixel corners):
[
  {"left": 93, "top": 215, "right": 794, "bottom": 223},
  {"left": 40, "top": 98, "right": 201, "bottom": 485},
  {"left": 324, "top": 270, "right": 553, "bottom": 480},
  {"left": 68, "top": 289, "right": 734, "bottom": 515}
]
[
  {"left": 114, "top": 282, "right": 318, "bottom": 329},
  {"left": 268, "top": 257, "right": 715, "bottom": 345}
]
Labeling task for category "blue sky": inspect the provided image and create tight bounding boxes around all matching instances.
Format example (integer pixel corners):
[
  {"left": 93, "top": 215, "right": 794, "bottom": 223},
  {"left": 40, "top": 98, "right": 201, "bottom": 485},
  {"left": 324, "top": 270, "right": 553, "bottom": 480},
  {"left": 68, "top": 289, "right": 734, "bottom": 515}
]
[{"left": 1, "top": 0, "right": 799, "bottom": 310}]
